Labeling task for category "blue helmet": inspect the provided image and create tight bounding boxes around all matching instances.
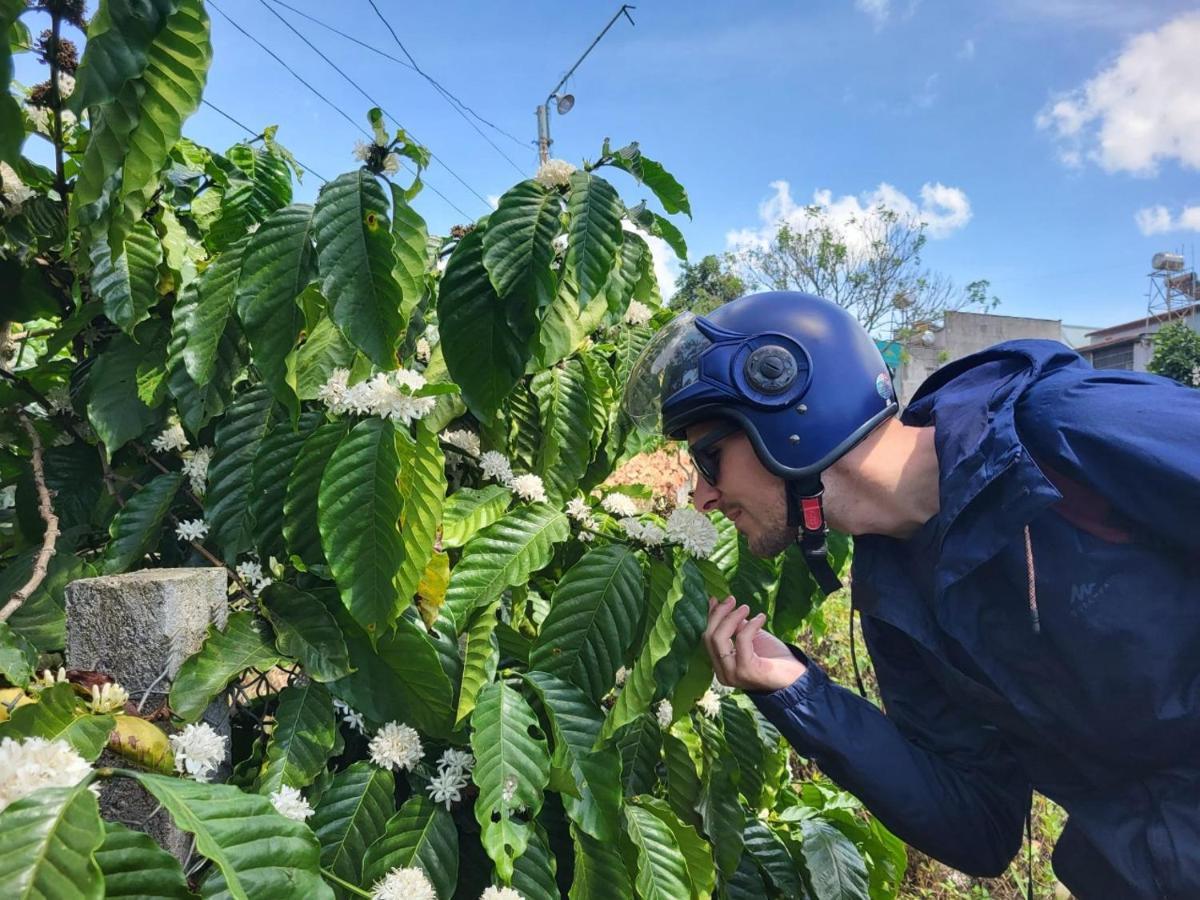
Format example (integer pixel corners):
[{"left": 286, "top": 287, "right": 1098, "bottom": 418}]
[{"left": 624, "top": 291, "right": 899, "bottom": 480}]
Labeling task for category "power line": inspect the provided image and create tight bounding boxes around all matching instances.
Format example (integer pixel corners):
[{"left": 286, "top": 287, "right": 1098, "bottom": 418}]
[
  {"left": 207, "top": 0, "right": 476, "bottom": 220},
  {"left": 263, "top": 0, "right": 530, "bottom": 154},
  {"left": 200, "top": 98, "right": 328, "bottom": 183}
]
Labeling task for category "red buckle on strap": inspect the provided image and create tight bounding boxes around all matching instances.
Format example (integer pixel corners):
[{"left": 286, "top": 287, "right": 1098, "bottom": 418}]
[{"left": 800, "top": 497, "right": 824, "bottom": 532}]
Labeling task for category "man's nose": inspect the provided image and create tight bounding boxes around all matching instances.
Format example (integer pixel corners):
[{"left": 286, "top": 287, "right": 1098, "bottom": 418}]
[{"left": 692, "top": 472, "right": 720, "bottom": 511}]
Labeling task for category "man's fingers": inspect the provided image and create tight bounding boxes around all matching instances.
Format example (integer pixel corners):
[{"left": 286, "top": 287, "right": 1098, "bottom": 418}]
[
  {"left": 710, "top": 604, "right": 750, "bottom": 675},
  {"left": 732, "top": 613, "right": 766, "bottom": 677}
]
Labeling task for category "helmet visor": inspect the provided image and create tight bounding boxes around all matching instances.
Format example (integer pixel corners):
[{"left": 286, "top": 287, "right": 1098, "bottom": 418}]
[{"left": 622, "top": 312, "right": 713, "bottom": 434}]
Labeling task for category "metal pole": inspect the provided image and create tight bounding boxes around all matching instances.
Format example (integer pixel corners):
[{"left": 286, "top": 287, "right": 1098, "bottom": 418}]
[{"left": 536, "top": 103, "right": 551, "bottom": 164}]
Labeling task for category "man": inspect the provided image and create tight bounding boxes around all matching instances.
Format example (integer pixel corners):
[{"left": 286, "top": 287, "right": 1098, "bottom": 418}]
[{"left": 623, "top": 291, "right": 1199, "bottom": 899}]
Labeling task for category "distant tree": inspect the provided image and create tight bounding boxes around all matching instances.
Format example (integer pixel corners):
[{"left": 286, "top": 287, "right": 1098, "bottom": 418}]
[
  {"left": 1147, "top": 321, "right": 1200, "bottom": 388},
  {"left": 729, "top": 204, "right": 997, "bottom": 336},
  {"left": 670, "top": 254, "right": 746, "bottom": 315}
]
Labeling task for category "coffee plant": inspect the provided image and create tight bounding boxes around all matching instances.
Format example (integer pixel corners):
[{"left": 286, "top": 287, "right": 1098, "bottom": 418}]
[{"left": 0, "top": 1, "right": 906, "bottom": 897}]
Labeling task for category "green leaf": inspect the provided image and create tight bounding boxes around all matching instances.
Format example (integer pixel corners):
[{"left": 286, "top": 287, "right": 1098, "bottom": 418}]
[
  {"left": 0, "top": 621, "right": 38, "bottom": 686},
  {"left": 0, "top": 783, "right": 105, "bottom": 900},
  {"left": 169, "top": 611, "right": 283, "bottom": 723},
  {"left": 95, "top": 822, "right": 193, "bottom": 899},
  {"left": 721, "top": 698, "right": 765, "bottom": 808},
  {"left": 662, "top": 724, "right": 703, "bottom": 830},
  {"left": 206, "top": 384, "right": 275, "bottom": 562},
  {"left": 800, "top": 819, "right": 870, "bottom": 900},
  {"left": 86, "top": 330, "right": 164, "bottom": 456},
  {"left": 531, "top": 357, "right": 593, "bottom": 503},
  {"left": 437, "top": 228, "right": 532, "bottom": 419},
  {"left": 614, "top": 715, "right": 660, "bottom": 797},
  {"left": 511, "top": 822, "right": 559, "bottom": 900},
  {"left": 455, "top": 598, "right": 500, "bottom": 727},
  {"left": 396, "top": 422, "right": 445, "bottom": 614},
  {"left": 442, "top": 504, "right": 570, "bottom": 633},
  {"left": 362, "top": 795, "right": 458, "bottom": 900},
  {"left": 0, "top": 1, "right": 27, "bottom": 166},
  {"left": 237, "top": 203, "right": 316, "bottom": 415},
  {"left": 182, "top": 239, "right": 246, "bottom": 386},
  {"left": 289, "top": 313, "right": 355, "bottom": 402},
  {"left": 312, "top": 170, "right": 404, "bottom": 368},
  {"left": 167, "top": 281, "right": 245, "bottom": 435},
  {"left": 311, "top": 761, "right": 395, "bottom": 891},
  {"left": 388, "top": 183, "right": 429, "bottom": 326},
  {"left": 102, "top": 472, "right": 181, "bottom": 574},
  {"left": 722, "top": 852, "right": 769, "bottom": 899},
  {"left": 569, "top": 823, "right": 634, "bottom": 900},
  {"left": 260, "top": 583, "right": 352, "bottom": 682},
  {"left": 319, "top": 418, "right": 406, "bottom": 635},
  {"left": 0, "top": 683, "right": 115, "bottom": 761},
  {"left": 743, "top": 819, "right": 804, "bottom": 899},
  {"left": 610, "top": 152, "right": 692, "bottom": 218},
  {"left": 623, "top": 802, "right": 691, "bottom": 900},
  {"left": 529, "top": 545, "right": 644, "bottom": 704},
  {"left": 566, "top": 172, "right": 624, "bottom": 307},
  {"left": 227, "top": 144, "right": 293, "bottom": 223},
  {"left": 70, "top": 0, "right": 178, "bottom": 111},
  {"left": 258, "top": 681, "right": 337, "bottom": 796},
  {"left": 248, "top": 412, "right": 322, "bottom": 562},
  {"left": 471, "top": 681, "right": 552, "bottom": 882},
  {"left": 696, "top": 716, "right": 744, "bottom": 878},
  {"left": 1, "top": 542, "right": 87, "bottom": 651},
  {"left": 482, "top": 179, "right": 560, "bottom": 298},
  {"left": 438, "top": 484, "right": 511, "bottom": 549},
  {"left": 632, "top": 795, "right": 716, "bottom": 900},
  {"left": 649, "top": 212, "right": 687, "bottom": 261},
  {"left": 89, "top": 220, "right": 163, "bottom": 335},
  {"left": 135, "top": 772, "right": 333, "bottom": 900},
  {"left": 283, "top": 420, "right": 349, "bottom": 568}
]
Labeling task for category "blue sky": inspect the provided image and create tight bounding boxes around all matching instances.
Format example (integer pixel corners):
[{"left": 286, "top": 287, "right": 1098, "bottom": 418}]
[{"left": 16, "top": 1, "right": 1200, "bottom": 331}]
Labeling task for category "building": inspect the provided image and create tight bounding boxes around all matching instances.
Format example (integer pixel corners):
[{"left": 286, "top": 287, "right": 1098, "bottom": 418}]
[{"left": 1074, "top": 303, "right": 1200, "bottom": 373}]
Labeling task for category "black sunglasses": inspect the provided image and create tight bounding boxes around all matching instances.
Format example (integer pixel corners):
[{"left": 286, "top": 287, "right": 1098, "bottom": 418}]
[{"left": 688, "top": 422, "right": 741, "bottom": 487}]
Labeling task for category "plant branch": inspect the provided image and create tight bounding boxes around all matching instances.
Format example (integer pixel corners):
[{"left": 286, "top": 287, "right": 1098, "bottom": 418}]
[
  {"left": 47, "top": 13, "right": 68, "bottom": 202},
  {"left": 320, "top": 868, "right": 373, "bottom": 898},
  {"left": 1, "top": 413, "right": 61, "bottom": 621}
]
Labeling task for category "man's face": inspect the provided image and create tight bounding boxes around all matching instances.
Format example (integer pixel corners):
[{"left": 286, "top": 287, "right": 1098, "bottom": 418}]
[{"left": 684, "top": 421, "right": 793, "bottom": 558}]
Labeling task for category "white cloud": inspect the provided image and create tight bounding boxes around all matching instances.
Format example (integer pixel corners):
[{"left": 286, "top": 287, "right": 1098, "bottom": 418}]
[
  {"left": 855, "top": 0, "right": 890, "bottom": 29},
  {"left": 725, "top": 179, "right": 972, "bottom": 254},
  {"left": 1036, "top": 11, "right": 1200, "bottom": 175},
  {"left": 957, "top": 38, "right": 976, "bottom": 60},
  {"left": 486, "top": 194, "right": 501, "bottom": 210},
  {"left": 1136, "top": 204, "right": 1200, "bottom": 235},
  {"left": 623, "top": 221, "right": 679, "bottom": 299}
]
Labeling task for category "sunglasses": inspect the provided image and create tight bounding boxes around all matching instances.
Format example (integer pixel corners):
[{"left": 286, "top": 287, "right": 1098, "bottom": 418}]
[{"left": 688, "top": 422, "right": 741, "bottom": 487}]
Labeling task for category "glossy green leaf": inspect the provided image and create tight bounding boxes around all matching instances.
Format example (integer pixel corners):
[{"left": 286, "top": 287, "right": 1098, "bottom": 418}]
[
  {"left": 455, "top": 598, "right": 500, "bottom": 727},
  {"left": 0, "top": 683, "right": 115, "bottom": 761},
  {"left": 632, "top": 795, "right": 715, "bottom": 900},
  {"left": 743, "top": 819, "right": 804, "bottom": 899},
  {"left": 388, "top": 183, "right": 429, "bottom": 325},
  {"left": 530, "top": 545, "right": 644, "bottom": 704},
  {"left": 89, "top": 220, "right": 163, "bottom": 335},
  {"left": 510, "top": 822, "right": 558, "bottom": 900},
  {"left": 0, "top": 2, "right": 28, "bottom": 166},
  {"left": 721, "top": 698, "right": 765, "bottom": 808},
  {"left": 311, "top": 761, "right": 395, "bottom": 890},
  {"left": 396, "top": 422, "right": 445, "bottom": 613},
  {"left": 282, "top": 420, "right": 348, "bottom": 568},
  {"left": 530, "top": 357, "right": 593, "bottom": 503},
  {"left": 800, "top": 819, "right": 870, "bottom": 900},
  {"left": 166, "top": 280, "right": 245, "bottom": 434},
  {"left": 568, "top": 823, "right": 633, "bottom": 900},
  {"left": 614, "top": 714, "right": 660, "bottom": 798},
  {"left": 438, "top": 484, "right": 511, "bottom": 549},
  {"left": 696, "top": 716, "right": 744, "bottom": 878},
  {"left": 471, "top": 681, "right": 551, "bottom": 882},
  {"left": 260, "top": 583, "right": 352, "bottom": 682},
  {"left": 258, "top": 681, "right": 337, "bottom": 795},
  {"left": 0, "top": 783, "right": 105, "bottom": 900},
  {"left": 70, "top": 0, "right": 178, "bottom": 111},
  {"left": 102, "top": 472, "right": 181, "bottom": 574},
  {"left": 0, "top": 622, "right": 36, "bottom": 687},
  {"left": 362, "top": 795, "right": 458, "bottom": 900},
  {"left": 86, "top": 329, "right": 164, "bottom": 456},
  {"left": 288, "top": 314, "right": 355, "bottom": 403},
  {"left": 95, "top": 822, "right": 192, "bottom": 899},
  {"left": 169, "top": 611, "right": 283, "bottom": 723},
  {"left": 248, "top": 412, "right": 322, "bottom": 561},
  {"left": 135, "top": 772, "right": 333, "bottom": 900},
  {"left": 205, "top": 384, "right": 274, "bottom": 562},
  {"left": 566, "top": 172, "right": 623, "bottom": 307},
  {"left": 312, "top": 170, "right": 403, "bottom": 368},
  {"left": 182, "top": 239, "right": 246, "bottom": 386},
  {"left": 482, "top": 179, "right": 560, "bottom": 298},
  {"left": 623, "top": 802, "right": 691, "bottom": 900},
  {"left": 609, "top": 152, "right": 692, "bottom": 218}
]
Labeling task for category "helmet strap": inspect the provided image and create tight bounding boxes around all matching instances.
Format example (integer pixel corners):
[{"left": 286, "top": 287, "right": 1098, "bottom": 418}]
[{"left": 786, "top": 479, "right": 843, "bottom": 596}]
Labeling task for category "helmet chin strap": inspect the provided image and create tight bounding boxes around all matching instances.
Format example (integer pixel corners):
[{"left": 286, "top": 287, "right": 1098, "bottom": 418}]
[{"left": 785, "top": 479, "right": 843, "bottom": 596}]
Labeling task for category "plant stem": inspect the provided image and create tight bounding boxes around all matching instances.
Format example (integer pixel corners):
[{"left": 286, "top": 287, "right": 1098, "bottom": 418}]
[
  {"left": 1, "top": 413, "right": 61, "bottom": 621},
  {"left": 320, "top": 868, "right": 373, "bottom": 898},
  {"left": 47, "top": 13, "right": 67, "bottom": 203}
]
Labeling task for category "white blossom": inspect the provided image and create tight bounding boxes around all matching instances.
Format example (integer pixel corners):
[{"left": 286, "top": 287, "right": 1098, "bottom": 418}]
[
  {"left": 415, "top": 337, "right": 431, "bottom": 362},
  {"left": 151, "top": 422, "right": 189, "bottom": 454},
  {"left": 371, "top": 866, "right": 437, "bottom": 900},
  {"left": 565, "top": 497, "right": 591, "bottom": 521},
  {"left": 369, "top": 721, "right": 423, "bottom": 772},
  {"left": 333, "top": 698, "right": 366, "bottom": 734},
  {"left": 270, "top": 785, "right": 314, "bottom": 821},
  {"left": 666, "top": 507, "right": 719, "bottom": 558},
  {"left": 169, "top": 723, "right": 226, "bottom": 782},
  {"left": 382, "top": 153, "right": 402, "bottom": 175},
  {"left": 181, "top": 447, "right": 212, "bottom": 495},
  {"left": 481, "top": 887, "right": 526, "bottom": 900},
  {"left": 637, "top": 522, "right": 665, "bottom": 547},
  {"left": 0, "top": 162, "right": 35, "bottom": 216},
  {"left": 32, "top": 667, "right": 68, "bottom": 690},
  {"left": 56, "top": 72, "right": 75, "bottom": 99},
  {"left": 425, "top": 766, "right": 470, "bottom": 810},
  {"left": 441, "top": 429, "right": 480, "bottom": 458},
  {"left": 353, "top": 139, "right": 373, "bottom": 162},
  {"left": 90, "top": 682, "right": 129, "bottom": 714},
  {"left": 235, "top": 559, "right": 265, "bottom": 587},
  {"left": 614, "top": 666, "right": 629, "bottom": 687},
  {"left": 578, "top": 529, "right": 594, "bottom": 542},
  {"left": 655, "top": 699, "right": 674, "bottom": 729},
  {"left": 601, "top": 493, "right": 639, "bottom": 517},
  {"left": 336, "top": 371, "right": 436, "bottom": 425},
  {"left": 0, "top": 737, "right": 93, "bottom": 812},
  {"left": 318, "top": 368, "right": 352, "bottom": 414},
  {"left": 534, "top": 158, "right": 576, "bottom": 189},
  {"left": 479, "top": 451, "right": 513, "bottom": 484},
  {"left": 60, "top": 109, "right": 77, "bottom": 132},
  {"left": 624, "top": 300, "right": 653, "bottom": 326},
  {"left": 618, "top": 517, "right": 643, "bottom": 541},
  {"left": 697, "top": 689, "right": 722, "bottom": 719},
  {"left": 438, "top": 748, "right": 475, "bottom": 775},
  {"left": 23, "top": 104, "right": 52, "bottom": 136},
  {"left": 509, "top": 473, "right": 547, "bottom": 504},
  {"left": 175, "top": 518, "right": 209, "bottom": 542}
]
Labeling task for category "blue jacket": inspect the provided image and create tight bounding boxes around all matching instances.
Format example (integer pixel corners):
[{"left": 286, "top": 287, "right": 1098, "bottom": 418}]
[{"left": 750, "top": 340, "right": 1200, "bottom": 898}]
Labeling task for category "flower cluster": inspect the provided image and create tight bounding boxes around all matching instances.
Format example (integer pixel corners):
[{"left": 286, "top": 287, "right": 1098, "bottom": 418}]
[
  {"left": 269, "top": 785, "right": 314, "bottom": 821},
  {"left": 175, "top": 519, "right": 209, "bottom": 543},
  {"left": 235, "top": 558, "right": 272, "bottom": 595},
  {"left": 0, "top": 162, "right": 35, "bottom": 216},
  {"left": 332, "top": 698, "right": 366, "bottom": 734},
  {"left": 508, "top": 473, "right": 547, "bottom": 504},
  {"left": 665, "top": 507, "right": 720, "bottom": 558},
  {"left": 426, "top": 747, "right": 474, "bottom": 810},
  {"left": 624, "top": 300, "right": 653, "bottom": 327},
  {"left": 90, "top": 682, "right": 129, "bottom": 715},
  {"left": 353, "top": 137, "right": 402, "bottom": 177},
  {"left": 441, "top": 429, "right": 481, "bottom": 458},
  {"left": 481, "top": 887, "right": 526, "bottom": 900},
  {"left": 169, "top": 723, "right": 227, "bottom": 782},
  {"left": 151, "top": 422, "right": 189, "bottom": 454},
  {"left": 317, "top": 368, "right": 436, "bottom": 425},
  {"left": 534, "top": 158, "right": 576, "bottom": 189},
  {"left": 655, "top": 699, "right": 674, "bottom": 729},
  {"left": 600, "top": 492, "right": 639, "bottom": 517},
  {"left": 371, "top": 866, "right": 436, "bottom": 900},
  {"left": 618, "top": 517, "right": 665, "bottom": 548},
  {"left": 415, "top": 338, "right": 431, "bottom": 363},
  {"left": 32, "top": 667, "right": 68, "bottom": 690},
  {"left": 181, "top": 447, "right": 212, "bottom": 495},
  {"left": 696, "top": 688, "right": 722, "bottom": 719},
  {"left": 476, "top": 451, "right": 547, "bottom": 504},
  {"left": 0, "top": 737, "right": 93, "bottom": 812},
  {"left": 369, "top": 721, "right": 423, "bottom": 772}
]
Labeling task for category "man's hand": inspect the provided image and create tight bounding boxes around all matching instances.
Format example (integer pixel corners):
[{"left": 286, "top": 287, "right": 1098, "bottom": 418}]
[{"left": 704, "top": 595, "right": 807, "bottom": 692}]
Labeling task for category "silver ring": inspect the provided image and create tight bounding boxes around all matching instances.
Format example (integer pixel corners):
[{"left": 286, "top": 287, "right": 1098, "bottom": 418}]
[{"left": 719, "top": 648, "right": 737, "bottom": 659}]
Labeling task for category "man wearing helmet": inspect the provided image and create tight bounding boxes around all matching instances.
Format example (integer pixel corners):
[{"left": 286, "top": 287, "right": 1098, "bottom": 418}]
[{"left": 624, "top": 291, "right": 1200, "bottom": 899}]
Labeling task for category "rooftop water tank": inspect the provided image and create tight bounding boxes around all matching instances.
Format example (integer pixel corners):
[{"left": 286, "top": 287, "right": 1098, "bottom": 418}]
[{"left": 1152, "top": 252, "right": 1185, "bottom": 272}]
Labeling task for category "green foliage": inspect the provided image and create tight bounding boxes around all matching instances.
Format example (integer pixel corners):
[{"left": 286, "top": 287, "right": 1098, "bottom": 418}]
[
  {"left": 671, "top": 254, "right": 746, "bottom": 316},
  {"left": 1147, "top": 321, "right": 1200, "bottom": 387},
  {"left": 0, "top": 783, "right": 105, "bottom": 900}
]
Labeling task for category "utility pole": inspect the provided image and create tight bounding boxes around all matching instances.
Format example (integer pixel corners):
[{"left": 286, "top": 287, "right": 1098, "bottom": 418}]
[{"left": 536, "top": 5, "right": 637, "bottom": 165}]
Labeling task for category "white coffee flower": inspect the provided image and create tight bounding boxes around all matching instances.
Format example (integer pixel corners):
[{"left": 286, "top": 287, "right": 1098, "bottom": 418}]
[
  {"left": 426, "top": 766, "right": 469, "bottom": 810},
  {"left": 638, "top": 522, "right": 666, "bottom": 547},
  {"left": 332, "top": 698, "right": 366, "bottom": 734},
  {"left": 32, "top": 667, "right": 68, "bottom": 690},
  {"left": 56, "top": 72, "right": 75, "bottom": 99},
  {"left": 175, "top": 519, "right": 209, "bottom": 542},
  {"left": 181, "top": 446, "right": 212, "bottom": 495},
  {"left": 614, "top": 666, "right": 629, "bottom": 687},
  {"left": 509, "top": 473, "right": 547, "bottom": 504},
  {"left": 441, "top": 429, "right": 480, "bottom": 458},
  {"left": 481, "top": 887, "right": 526, "bottom": 900},
  {"left": 369, "top": 721, "right": 423, "bottom": 772},
  {"left": 697, "top": 689, "right": 722, "bottom": 719},
  {"left": 565, "top": 497, "right": 592, "bottom": 521},
  {"left": 618, "top": 517, "right": 643, "bottom": 541},
  {"left": 624, "top": 300, "right": 653, "bottom": 326},
  {"left": 415, "top": 338, "right": 431, "bottom": 362},
  {"left": 151, "top": 422, "right": 188, "bottom": 454},
  {"left": 318, "top": 368, "right": 352, "bottom": 414},
  {"left": 90, "top": 682, "right": 129, "bottom": 715},
  {"left": 353, "top": 139, "right": 373, "bottom": 162},
  {"left": 371, "top": 866, "right": 436, "bottom": 900},
  {"left": 0, "top": 737, "right": 93, "bottom": 812},
  {"left": 534, "top": 158, "right": 576, "bottom": 189},
  {"left": 0, "top": 162, "right": 35, "bottom": 216},
  {"left": 438, "top": 748, "right": 475, "bottom": 774},
  {"left": 665, "top": 507, "right": 719, "bottom": 558},
  {"left": 479, "top": 451, "right": 513, "bottom": 484},
  {"left": 60, "top": 109, "right": 77, "bottom": 132},
  {"left": 235, "top": 559, "right": 264, "bottom": 587},
  {"left": 655, "top": 699, "right": 674, "bottom": 729},
  {"left": 270, "top": 785, "right": 314, "bottom": 821},
  {"left": 382, "top": 153, "right": 401, "bottom": 175},
  {"left": 169, "top": 723, "right": 227, "bottom": 782},
  {"left": 601, "top": 493, "right": 638, "bottom": 517}
]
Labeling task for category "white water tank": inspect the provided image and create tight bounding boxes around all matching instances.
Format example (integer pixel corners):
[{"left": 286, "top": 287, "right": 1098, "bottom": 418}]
[{"left": 1152, "top": 252, "right": 1185, "bottom": 272}]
